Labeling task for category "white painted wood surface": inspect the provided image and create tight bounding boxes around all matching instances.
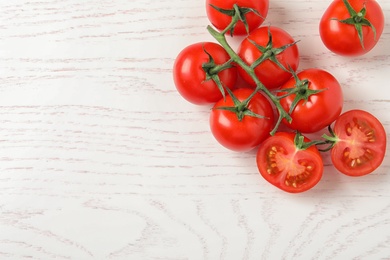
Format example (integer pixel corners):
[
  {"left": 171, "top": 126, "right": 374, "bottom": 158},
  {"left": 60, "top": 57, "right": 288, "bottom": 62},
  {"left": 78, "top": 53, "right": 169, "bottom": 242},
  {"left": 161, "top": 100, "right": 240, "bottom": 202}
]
[{"left": 0, "top": 0, "right": 390, "bottom": 259}]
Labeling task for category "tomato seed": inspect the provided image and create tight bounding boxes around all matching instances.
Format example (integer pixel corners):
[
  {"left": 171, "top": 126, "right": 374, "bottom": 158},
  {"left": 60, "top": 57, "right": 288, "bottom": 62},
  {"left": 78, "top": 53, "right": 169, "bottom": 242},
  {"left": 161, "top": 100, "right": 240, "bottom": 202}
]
[
  {"left": 350, "top": 159, "right": 357, "bottom": 167},
  {"left": 346, "top": 124, "right": 352, "bottom": 135}
]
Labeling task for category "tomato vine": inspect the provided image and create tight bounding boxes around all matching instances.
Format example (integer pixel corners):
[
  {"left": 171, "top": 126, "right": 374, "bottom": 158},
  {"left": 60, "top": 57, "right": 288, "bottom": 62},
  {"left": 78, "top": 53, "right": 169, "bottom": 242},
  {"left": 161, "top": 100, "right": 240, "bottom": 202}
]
[
  {"left": 207, "top": 23, "right": 292, "bottom": 135},
  {"left": 173, "top": 0, "right": 387, "bottom": 192}
]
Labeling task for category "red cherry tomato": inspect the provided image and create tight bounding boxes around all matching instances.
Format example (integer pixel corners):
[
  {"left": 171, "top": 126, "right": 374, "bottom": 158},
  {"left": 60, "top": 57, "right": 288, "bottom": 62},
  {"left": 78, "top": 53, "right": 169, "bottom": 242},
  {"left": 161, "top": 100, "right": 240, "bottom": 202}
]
[
  {"left": 173, "top": 42, "right": 237, "bottom": 105},
  {"left": 206, "top": 0, "right": 269, "bottom": 36},
  {"left": 319, "top": 0, "right": 384, "bottom": 56},
  {"left": 256, "top": 132, "right": 324, "bottom": 193},
  {"left": 210, "top": 88, "right": 274, "bottom": 152},
  {"left": 278, "top": 69, "right": 343, "bottom": 133},
  {"left": 237, "top": 26, "right": 299, "bottom": 90},
  {"left": 330, "top": 110, "right": 387, "bottom": 176}
]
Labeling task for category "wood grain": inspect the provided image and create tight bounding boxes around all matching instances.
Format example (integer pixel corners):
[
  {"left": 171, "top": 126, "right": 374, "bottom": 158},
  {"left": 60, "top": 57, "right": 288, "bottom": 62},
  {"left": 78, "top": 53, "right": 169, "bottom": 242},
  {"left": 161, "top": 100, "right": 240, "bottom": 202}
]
[{"left": 0, "top": 0, "right": 390, "bottom": 259}]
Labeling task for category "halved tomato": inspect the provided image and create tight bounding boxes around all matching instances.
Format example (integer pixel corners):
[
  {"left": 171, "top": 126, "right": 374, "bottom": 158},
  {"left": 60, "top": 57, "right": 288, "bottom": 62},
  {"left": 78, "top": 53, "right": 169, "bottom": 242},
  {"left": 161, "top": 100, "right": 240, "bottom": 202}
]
[
  {"left": 256, "top": 132, "right": 323, "bottom": 193},
  {"left": 330, "top": 109, "right": 387, "bottom": 176}
]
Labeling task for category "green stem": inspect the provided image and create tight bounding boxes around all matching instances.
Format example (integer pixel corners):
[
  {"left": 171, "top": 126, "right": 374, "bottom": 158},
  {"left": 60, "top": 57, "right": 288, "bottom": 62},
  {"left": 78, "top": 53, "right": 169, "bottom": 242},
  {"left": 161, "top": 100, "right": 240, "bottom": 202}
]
[
  {"left": 207, "top": 25, "right": 291, "bottom": 135},
  {"left": 208, "top": 58, "right": 234, "bottom": 75},
  {"left": 293, "top": 129, "right": 337, "bottom": 152},
  {"left": 220, "top": 5, "right": 240, "bottom": 35}
]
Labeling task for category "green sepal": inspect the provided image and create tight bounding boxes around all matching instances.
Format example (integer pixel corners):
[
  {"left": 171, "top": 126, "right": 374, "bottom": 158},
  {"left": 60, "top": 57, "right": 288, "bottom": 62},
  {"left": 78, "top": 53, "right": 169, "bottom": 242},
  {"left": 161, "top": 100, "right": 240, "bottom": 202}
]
[
  {"left": 249, "top": 27, "right": 298, "bottom": 72},
  {"left": 214, "top": 87, "right": 268, "bottom": 122},
  {"left": 279, "top": 68, "right": 327, "bottom": 115},
  {"left": 201, "top": 46, "right": 234, "bottom": 101},
  {"left": 335, "top": 0, "right": 377, "bottom": 49},
  {"left": 209, "top": 4, "right": 262, "bottom": 36},
  {"left": 209, "top": 4, "right": 235, "bottom": 16}
]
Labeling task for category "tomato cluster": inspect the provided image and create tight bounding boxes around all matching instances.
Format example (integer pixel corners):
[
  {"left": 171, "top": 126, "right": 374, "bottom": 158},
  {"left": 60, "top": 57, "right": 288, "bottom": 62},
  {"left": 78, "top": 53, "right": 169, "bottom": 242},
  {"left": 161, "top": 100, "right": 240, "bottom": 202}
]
[{"left": 173, "top": 0, "right": 386, "bottom": 193}]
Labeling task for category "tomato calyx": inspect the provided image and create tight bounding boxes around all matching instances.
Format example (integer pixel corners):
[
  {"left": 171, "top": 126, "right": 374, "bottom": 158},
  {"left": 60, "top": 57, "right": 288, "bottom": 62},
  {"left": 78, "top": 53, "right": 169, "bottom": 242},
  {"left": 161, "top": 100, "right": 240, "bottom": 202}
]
[
  {"left": 201, "top": 46, "right": 235, "bottom": 101},
  {"left": 214, "top": 88, "right": 268, "bottom": 121},
  {"left": 333, "top": 0, "right": 377, "bottom": 49},
  {"left": 294, "top": 132, "right": 316, "bottom": 150},
  {"left": 209, "top": 4, "right": 262, "bottom": 36},
  {"left": 249, "top": 27, "right": 299, "bottom": 72},
  {"left": 277, "top": 69, "right": 326, "bottom": 115}
]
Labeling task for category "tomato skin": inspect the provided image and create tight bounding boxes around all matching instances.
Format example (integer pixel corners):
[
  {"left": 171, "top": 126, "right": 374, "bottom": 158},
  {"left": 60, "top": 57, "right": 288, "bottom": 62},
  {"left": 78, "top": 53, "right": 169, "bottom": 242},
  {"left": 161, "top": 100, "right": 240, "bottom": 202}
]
[
  {"left": 237, "top": 26, "right": 299, "bottom": 90},
  {"left": 319, "top": 0, "right": 384, "bottom": 56},
  {"left": 206, "top": 0, "right": 269, "bottom": 36},
  {"left": 331, "top": 110, "right": 387, "bottom": 176},
  {"left": 256, "top": 132, "right": 323, "bottom": 193},
  {"left": 278, "top": 69, "right": 343, "bottom": 133},
  {"left": 210, "top": 88, "right": 274, "bottom": 152},
  {"left": 173, "top": 42, "right": 237, "bottom": 105}
]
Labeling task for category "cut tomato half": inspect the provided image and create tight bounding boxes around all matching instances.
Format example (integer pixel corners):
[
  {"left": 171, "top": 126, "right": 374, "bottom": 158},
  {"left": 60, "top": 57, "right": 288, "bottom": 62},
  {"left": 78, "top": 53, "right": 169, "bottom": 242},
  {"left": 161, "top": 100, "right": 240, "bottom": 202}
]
[
  {"left": 331, "top": 110, "right": 387, "bottom": 176},
  {"left": 256, "top": 132, "right": 323, "bottom": 193}
]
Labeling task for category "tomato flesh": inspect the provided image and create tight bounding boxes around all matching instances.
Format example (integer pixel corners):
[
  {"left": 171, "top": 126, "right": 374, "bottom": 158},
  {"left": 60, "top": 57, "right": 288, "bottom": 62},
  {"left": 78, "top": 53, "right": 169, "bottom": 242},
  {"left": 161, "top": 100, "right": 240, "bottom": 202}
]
[
  {"left": 331, "top": 110, "right": 386, "bottom": 176},
  {"left": 257, "top": 132, "right": 323, "bottom": 193}
]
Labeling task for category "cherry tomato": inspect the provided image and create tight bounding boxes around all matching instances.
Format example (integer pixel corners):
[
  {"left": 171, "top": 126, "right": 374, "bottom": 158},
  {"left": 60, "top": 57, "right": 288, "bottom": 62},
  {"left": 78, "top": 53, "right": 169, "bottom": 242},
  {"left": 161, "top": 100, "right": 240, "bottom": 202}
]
[
  {"left": 237, "top": 26, "right": 299, "bottom": 90},
  {"left": 206, "top": 0, "right": 269, "bottom": 36},
  {"left": 330, "top": 110, "right": 386, "bottom": 176},
  {"left": 319, "top": 0, "right": 384, "bottom": 56},
  {"left": 256, "top": 132, "right": 324, "bottom": 193},
  {"left": 173, "top": 42, "right": 237, "bottom": 105},
  {"left": 210, "top": 88, "right": 274, "bottom": 152},
  {"left": 278, "top": 69, "right": 343, "bottom": 133}
]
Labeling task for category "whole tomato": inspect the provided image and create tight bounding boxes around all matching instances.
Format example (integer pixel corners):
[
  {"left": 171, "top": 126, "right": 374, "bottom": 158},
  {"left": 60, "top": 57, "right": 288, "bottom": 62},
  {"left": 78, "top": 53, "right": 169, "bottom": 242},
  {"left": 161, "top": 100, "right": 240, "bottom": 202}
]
[
  {"left": 256, "top": 132, "right": 324, "bottom": 193},
  {"left": 206, "top": 0, "right": 269, "bottom": 36},
  {"left": 319, "top": 0, "right": 384, "bottom": 56},
  {"left": 173, "top": 42, "right": 237, "bottom": 105},
  {"left": 210, "top": 88, "right": 274, "bottom": 152},
  {"left": 237, "top": 26, "right": 299, "bottom": 90},
  {"left": 278, "top": 69, "right": 343, "bottom": 133}
]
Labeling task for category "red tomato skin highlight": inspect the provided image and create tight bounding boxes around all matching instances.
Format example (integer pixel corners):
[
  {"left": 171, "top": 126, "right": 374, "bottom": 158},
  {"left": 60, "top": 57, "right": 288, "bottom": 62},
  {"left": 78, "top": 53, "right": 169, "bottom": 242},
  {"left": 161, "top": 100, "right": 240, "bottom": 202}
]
[
  {"left": 237, "top": 26, "right": 299, "bottom": 90},
  {"left": 319, "top": 0, "right": 384, "bottom": 56},
  {"left": 173, "top": 42, "right": 237, "bottom": 105},
  {"left": 331, "top": 110, "right": 387, "bottom": 176},
  {"left": 210, "top": 88, "right": 274, "bottom": 152},
  {"left": 206, "top": 0, "right": 269, "bottom": 36},
  {"left": 278, "top": 69, "right": 343, "bottom": 133}
]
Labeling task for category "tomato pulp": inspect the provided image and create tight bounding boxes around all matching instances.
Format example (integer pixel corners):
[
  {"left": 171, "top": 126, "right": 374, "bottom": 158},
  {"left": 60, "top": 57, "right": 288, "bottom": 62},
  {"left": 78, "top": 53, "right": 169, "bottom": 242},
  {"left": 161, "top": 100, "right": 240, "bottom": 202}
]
[
  {"left": 331, "top": 110, "right": 387, "bottom": 176},
  {"left": 256, "top": 132, "right": 323, "bottom": 193}
]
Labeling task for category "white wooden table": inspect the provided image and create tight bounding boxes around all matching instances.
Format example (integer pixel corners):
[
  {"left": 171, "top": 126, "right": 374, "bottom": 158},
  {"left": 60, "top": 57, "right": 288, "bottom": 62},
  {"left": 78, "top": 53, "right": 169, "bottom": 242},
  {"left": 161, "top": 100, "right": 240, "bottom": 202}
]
[{"left": 1, "top": 0, "right": 390, "bottom": 259}]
